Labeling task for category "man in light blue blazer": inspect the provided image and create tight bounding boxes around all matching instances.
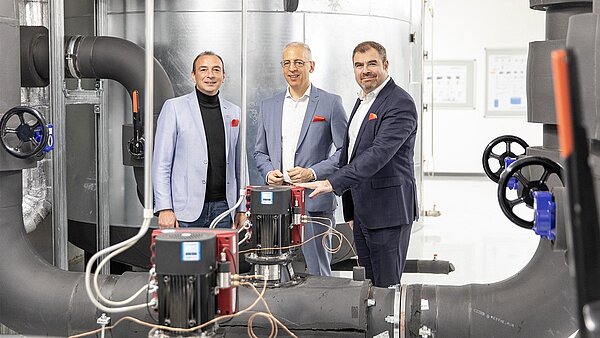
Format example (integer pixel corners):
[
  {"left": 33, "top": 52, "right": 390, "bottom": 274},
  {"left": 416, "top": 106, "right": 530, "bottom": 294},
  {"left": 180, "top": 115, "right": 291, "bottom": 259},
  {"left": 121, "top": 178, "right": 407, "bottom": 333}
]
[
  {"left": 153, "top": 51, "right": 245, "bottom": 229},
  {"left": 254, "top": 42, "right": 348, "bottom": 276}
]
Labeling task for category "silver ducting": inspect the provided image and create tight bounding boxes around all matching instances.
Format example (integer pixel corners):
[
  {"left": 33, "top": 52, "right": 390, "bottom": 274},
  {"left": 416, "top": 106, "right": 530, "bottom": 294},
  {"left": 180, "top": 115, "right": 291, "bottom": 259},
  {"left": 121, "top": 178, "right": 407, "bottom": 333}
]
[
  {"left": 22, "top": 161, "right": 51, "bottom": 233},
  {"left": 63, "top": 0, "right": 423, "bottom": 240}
]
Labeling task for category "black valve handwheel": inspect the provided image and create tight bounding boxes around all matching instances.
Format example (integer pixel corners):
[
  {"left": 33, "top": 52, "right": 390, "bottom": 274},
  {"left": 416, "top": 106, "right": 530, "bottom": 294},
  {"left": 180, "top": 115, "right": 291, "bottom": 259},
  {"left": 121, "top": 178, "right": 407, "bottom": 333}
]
[
  {"left": 482, "top": 135, "right": 529, "bottom": 183},
  {"left": 497, "top": 156, "right": 563, "bottom": 229},
  {"left": 0, "top": 106, "right": 48, "bottom": 159}
]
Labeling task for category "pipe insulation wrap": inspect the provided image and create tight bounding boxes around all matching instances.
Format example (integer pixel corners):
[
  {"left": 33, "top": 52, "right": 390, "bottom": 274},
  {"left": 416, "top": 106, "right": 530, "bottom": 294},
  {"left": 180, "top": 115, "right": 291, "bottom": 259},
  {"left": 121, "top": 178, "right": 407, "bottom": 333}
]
[
  {"left": 68, "top": 35, "right": 174, "bottom": 118},
  {"left": 0, "top": 0, "right": 35, "bottom": 171},
  {"left": 405, "top": 240, "right": 578, "bottom": 337},
  {"left": 0, "top": 171, "right": 153, "bottom": 336},
  {"left": 22, "top": 160, "right": 51, "bottom": 233},
  {"left": 66, "top": 35, "right": 174, "bottom": 200}
]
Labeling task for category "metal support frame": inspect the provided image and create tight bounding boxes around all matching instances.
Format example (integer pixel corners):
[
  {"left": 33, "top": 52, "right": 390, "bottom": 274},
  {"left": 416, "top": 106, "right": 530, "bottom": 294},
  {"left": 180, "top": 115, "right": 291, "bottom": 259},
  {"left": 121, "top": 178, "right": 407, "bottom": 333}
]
[
  {"left": 94, "top": 0, "right": 110, "bottom": 275},
  {"left": 49, "top": 0, "right": 67, "bottom": 270}
]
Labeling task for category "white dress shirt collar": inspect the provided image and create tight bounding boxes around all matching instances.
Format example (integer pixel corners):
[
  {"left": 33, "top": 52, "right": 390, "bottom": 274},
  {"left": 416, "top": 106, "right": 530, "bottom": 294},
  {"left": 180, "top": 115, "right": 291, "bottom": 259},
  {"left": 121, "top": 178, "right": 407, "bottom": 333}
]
[
  {"left": 357, "top": 75, "right": 390, "bottom": 101},
  {"left": 286, "top": 83, "right": 312, "bottom": 101}
]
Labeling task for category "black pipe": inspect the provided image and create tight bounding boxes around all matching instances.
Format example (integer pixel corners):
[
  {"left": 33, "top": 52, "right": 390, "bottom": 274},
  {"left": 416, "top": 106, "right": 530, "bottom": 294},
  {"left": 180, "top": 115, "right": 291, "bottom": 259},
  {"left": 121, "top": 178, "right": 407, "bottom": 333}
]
[
  {"left": 21, "top": 32, "right": 175, "bottom": 202},
  {"left": 0, "top": 171, "right": 153, "bottom": 336},
  {"left": 404, "top": 240, "right": 578, "bottom": 337},
  {"left": 20, "top": 26, "right": 49, "bottom": 87},
  {"left": 65, "top": 35, "right": 174, "bottom": 202},
  {"left": 404, "top": 259, "right": 455, "bottom": 274}
]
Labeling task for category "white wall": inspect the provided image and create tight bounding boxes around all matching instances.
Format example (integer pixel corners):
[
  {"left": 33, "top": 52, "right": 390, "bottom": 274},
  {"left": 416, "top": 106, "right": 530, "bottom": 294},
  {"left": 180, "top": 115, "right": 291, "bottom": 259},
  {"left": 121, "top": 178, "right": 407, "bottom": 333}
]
[{"left": 423, "top": 0, "right": 546, "bottom": 173}]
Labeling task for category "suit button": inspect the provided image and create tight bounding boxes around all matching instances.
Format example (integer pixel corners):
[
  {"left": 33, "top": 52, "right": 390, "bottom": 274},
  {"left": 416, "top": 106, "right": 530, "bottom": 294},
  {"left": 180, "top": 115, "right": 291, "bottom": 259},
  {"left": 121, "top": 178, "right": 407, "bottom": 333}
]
[{"left": 202, "top": 180, "right": 206, "bottom": 184}]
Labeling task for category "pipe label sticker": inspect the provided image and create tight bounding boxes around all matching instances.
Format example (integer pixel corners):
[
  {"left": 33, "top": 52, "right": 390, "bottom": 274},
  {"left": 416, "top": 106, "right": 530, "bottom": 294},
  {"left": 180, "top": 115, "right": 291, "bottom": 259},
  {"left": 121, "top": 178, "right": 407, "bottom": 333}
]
[
  {"left": 261, "top": 191, "right": 274, "bottom": 205},
  {"left": 421, "top": 299, "right": 429, "bottom": 310},
  {"left": 181, "top": 241, "right": 201, "bottom": 261}
]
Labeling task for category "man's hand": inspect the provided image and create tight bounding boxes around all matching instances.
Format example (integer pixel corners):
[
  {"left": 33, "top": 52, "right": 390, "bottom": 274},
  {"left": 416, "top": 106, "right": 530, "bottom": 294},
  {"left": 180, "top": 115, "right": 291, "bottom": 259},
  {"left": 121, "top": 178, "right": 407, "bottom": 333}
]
[
  {"left": 287, "top": 166, "right": 314, "bottom": 184},
  {"left": 234, "top": 212, "right": 247, "bottom": 229},
  {"left": 297, "top": 180, "right": 333, "bottom": 198},
  {"left": 267, "top": 170, "right": 284, "bottom": 185},
  {"left": 158, "top": 209, "right": 179, "bottom": 228}
]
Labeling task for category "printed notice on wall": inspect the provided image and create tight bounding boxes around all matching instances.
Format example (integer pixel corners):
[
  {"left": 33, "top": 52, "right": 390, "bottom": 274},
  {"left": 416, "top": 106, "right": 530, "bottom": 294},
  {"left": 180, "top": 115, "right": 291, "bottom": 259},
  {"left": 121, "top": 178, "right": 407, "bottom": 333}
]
[
  {"left": 424, "top": 60, "right": 475, "bottom": 109},
  {"left": 485, "top": 49, "right": 527, "bottom": 116}
]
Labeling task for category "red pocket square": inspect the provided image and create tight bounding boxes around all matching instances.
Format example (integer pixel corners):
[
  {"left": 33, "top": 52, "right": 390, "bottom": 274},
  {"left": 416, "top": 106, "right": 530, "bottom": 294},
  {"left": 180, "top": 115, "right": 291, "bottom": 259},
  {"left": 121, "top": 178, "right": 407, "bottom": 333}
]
[
  {"left": 368, "top": 113, "right": 378, "bottom": 120},
  {"left": 231, "top": 119, "right": 239, "bottom": 127},
  {"left": 313, "top": 115, "right": 326, "bottom": 122}
]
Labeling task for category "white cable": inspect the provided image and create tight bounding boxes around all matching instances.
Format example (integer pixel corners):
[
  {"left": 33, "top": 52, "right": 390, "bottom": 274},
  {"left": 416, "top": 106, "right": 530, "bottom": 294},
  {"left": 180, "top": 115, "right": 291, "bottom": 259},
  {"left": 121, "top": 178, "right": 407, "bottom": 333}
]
[
  {"left": 209, "top": 194, "right": 245, "bottom": 229},
  {"left": 238, "top": 231, "right": 252, "bottom": 246},
  {"left": 84, "top": 217, "right": 155, "bottom": 313}
]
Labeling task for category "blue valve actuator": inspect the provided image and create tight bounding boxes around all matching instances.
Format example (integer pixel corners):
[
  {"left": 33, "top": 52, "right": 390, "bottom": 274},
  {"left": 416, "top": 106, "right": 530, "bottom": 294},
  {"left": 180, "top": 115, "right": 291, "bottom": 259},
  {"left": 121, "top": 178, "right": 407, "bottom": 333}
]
[
  {"left": 533, "top": 190, "right": 556, "bottom": 241},
  {"left": 504, "top": 157, "right": 518, "bottom": 190},
  {"left": 33, "top": 124, "right": 54, "bottom": 155}
]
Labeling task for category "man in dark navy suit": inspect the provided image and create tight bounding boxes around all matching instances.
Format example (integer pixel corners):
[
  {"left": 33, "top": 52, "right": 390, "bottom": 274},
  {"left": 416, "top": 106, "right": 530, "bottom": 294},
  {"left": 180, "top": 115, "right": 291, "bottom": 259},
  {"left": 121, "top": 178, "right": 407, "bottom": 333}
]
[{"left": 299, "top": 41, "right": 418, "bottom": 287}]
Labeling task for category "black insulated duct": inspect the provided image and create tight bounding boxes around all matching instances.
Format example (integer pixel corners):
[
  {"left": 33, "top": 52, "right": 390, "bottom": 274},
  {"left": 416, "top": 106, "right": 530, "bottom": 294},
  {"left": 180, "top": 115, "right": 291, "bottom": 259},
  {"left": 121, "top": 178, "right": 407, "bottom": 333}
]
[
  {"left": 404, "top": 241, "right": 578, "bottom": 337},
  {"left": 0, "top": 170, "right": 154, "bottom": 337},
  {"left": 20, "top": 26, "right": 49, "bottom": 87},
  {"left": 63, "top": 35, "right": 175, "bottom": 202}
]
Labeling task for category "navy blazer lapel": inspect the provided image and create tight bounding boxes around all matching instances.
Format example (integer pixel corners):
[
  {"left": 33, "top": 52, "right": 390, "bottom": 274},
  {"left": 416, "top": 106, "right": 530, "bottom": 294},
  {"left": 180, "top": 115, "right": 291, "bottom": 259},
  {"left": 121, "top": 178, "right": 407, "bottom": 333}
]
[
  {"left": 349, "top": 79, "right": 395, "bottom": 162},
  {"left": 296, "top": 86, "right": 319, "bottom": 150},
  {"left": 187, "top": 91, "right": 208, "bottom": 154},
  {"left": 340, "top": 98, "right": 362, "bottom": 166}
]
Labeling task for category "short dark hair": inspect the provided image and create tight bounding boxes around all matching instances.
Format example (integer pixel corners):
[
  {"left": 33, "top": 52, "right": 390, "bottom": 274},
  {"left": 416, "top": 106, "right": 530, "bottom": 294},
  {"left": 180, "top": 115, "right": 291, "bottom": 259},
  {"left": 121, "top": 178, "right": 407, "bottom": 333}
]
[
  {"left": 192, "top": 51, "right": 225, "bottom": 74},
  {"left": 352, "top": 41, "right": 387, "bottom": 63}
]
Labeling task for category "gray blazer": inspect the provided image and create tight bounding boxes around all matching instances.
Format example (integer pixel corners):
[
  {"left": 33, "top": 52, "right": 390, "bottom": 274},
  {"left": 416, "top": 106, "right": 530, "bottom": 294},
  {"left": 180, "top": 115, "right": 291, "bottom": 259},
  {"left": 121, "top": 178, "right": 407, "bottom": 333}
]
[
  {"left": 254, "top": 85, "right": 347, "bottom": 212},
  {"left": 153, "top": 90, "right": 243, "bottom": 222}
]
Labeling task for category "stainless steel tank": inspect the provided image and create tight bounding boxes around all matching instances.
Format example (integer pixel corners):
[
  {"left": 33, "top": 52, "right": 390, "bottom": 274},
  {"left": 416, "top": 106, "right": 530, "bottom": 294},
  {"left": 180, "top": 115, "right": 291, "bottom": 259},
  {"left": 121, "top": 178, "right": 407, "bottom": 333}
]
[{"left": 64, "top": 0, "right": 423, "bottom": 247}]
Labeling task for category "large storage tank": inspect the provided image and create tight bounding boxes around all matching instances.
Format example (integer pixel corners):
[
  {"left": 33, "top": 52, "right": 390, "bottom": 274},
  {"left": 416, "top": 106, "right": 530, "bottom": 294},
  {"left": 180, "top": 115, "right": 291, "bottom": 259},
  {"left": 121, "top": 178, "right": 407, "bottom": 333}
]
[{"left": 64, "top": 0, "right": 423, "bottom": 265}]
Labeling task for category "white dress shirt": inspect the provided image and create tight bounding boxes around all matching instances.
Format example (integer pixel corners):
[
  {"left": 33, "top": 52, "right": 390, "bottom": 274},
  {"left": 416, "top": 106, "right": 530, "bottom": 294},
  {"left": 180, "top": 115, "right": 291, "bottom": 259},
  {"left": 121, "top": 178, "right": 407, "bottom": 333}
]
[
  {"left": 281, "top": 84, "right": 312, "bottom": 183},
  {"left": 348, "top": 76, "right": 391, "bottom": 158}
]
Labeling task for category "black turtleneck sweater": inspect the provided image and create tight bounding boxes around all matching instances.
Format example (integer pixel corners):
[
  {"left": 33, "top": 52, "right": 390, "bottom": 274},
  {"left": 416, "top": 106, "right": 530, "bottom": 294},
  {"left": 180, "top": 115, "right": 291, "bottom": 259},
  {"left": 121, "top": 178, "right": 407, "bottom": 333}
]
[{"left": 196, "top": 88, "right": 226, "bottom": 202}]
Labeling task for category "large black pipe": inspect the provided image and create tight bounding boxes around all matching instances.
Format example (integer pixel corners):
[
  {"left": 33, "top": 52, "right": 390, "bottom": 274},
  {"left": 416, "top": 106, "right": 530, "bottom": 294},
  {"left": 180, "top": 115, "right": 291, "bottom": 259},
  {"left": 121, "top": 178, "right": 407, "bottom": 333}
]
[
  {"left": 66, "top": 35, "right": 174, "bottom": 201},
  {"left": 20, "top": 26, "right": 49, "bottom": 87},
  {"left": 20, "top": 32, "right": 175, "bottom": 201},
  {"left": 68, "top": 35, "right": 174, "bottom": 113},
  {"left": 0, "top": 171, "right": 153, "bottom": 336},
  {"left": 404, "top": 240, "right": 578, "bottom": 337}
]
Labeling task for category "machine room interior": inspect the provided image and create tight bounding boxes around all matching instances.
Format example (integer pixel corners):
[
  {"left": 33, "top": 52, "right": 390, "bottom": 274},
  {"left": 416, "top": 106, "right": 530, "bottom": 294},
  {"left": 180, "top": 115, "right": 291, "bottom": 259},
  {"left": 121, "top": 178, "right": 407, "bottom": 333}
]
[{"left": 0, "top": 0, "right": 598, "bottom": 337}]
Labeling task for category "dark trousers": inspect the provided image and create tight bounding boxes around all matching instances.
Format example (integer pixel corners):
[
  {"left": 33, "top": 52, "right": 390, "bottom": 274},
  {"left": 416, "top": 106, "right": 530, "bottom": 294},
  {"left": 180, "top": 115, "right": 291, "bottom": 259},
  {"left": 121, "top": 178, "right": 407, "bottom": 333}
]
[
  {"left": 179, "top": 200, "right": 232, "bottom": 228},
  {"left": 353, "top": 221, "right": 412, "bottom": 287}
]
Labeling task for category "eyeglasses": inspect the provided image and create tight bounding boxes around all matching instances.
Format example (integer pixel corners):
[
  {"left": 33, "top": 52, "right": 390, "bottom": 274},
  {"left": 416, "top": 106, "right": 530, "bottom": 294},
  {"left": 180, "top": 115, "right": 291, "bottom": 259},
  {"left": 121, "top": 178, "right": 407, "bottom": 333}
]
[{"left": 280, "top": 60, "right": 310, "bottom": 68}]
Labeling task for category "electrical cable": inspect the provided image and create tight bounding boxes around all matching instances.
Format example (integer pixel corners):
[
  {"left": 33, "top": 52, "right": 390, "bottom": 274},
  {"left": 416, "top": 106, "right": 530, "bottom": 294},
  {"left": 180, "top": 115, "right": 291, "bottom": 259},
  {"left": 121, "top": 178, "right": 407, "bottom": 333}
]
[
  {"left": 306, "top": 216, "right": 359, "bottom": 267},
  {"left": 145, "top": 269, "right": 159, "bottom": 324},
  {"left": 238, "top": 216, "right": 358, "bottom": 266},
  {"left": 84, "top": 217, "right": 156, "bottom": 313},
  {"left": 70, "top": 275, "right": 285, "bottom": 338},
  {"left": 209, "top": 195, "right": 245, "bottom": 229}
]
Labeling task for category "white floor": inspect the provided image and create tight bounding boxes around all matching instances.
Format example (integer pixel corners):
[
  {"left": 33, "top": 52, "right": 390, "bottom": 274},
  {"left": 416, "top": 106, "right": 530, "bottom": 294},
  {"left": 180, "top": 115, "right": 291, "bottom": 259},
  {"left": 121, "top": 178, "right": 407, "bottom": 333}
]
[{"left": 403, "top": 174, "right": 540, "bottom": 286}]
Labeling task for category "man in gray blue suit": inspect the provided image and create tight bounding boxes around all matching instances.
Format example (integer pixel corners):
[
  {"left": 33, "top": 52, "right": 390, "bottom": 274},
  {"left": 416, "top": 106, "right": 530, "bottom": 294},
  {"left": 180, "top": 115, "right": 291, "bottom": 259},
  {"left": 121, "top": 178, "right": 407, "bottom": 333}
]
[
  {"left": 153, "top": 51, "right": 245, "bottom": 229},
  {"left": 254, "top": 42, "right": 348, "bottom": 276}
]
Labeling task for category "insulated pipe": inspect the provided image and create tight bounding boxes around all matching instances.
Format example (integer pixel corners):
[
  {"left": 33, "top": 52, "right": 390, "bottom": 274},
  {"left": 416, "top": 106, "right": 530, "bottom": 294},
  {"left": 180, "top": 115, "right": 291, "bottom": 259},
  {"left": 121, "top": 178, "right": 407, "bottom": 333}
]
[
  {"left": 21, "top": 31, "right": 174, "bottom": 201},
  {"left": 64, "top": 35, "right": 174, "bottom": 201},
  {"left": 403, "top": 240, "right": 578, "bottom": 337},
  {"left": 20, "top": 25, "right": 49, "bottom": 87},
  {"left": 0, "top": 171, "right": 152, "bottom": 336}
]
